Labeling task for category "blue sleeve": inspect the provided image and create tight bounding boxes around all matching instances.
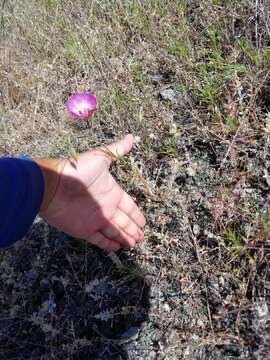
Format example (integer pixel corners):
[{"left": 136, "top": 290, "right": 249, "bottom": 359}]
[{"left": 0, "top": 157, "right": 44, "bottom": 248}]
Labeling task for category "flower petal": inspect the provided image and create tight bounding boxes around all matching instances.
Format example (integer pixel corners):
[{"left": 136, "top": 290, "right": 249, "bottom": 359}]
[{"left": 67, "top": 93, "right": 97, "bottom": 119}]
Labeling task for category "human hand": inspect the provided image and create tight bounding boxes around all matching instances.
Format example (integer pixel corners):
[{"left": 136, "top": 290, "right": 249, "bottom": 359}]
[{"left": 36, "top": 134, "right": 146, "bottom": 252}]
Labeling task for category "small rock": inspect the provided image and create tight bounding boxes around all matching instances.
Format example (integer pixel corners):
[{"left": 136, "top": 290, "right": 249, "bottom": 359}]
[
  {"left": 149, "top": 350, "right": 157, "bottom": 359},
  {"left": 158, "top": 341, "right": 165, "bottom": 350},
  {"left": 187, "top": 165, "right": 196, "bottom": 177},
  {"left": 134, "top": 135, "right": 141, "bottom": 144},
  {"left": 160, "top": 88, "right": 179, "bottom": 103},
  {"left": 149, "top": 133, "right": 156, "bottom": 139},
  {"left": 256, "top": 301, "right": 269, "bottom": 319},
  {"left": 222, "top": 343, "right": 241, "bottom": 357},
  {"left": 264, "top": 113, "right": 270, "bottom": 133},
  {"left": 169, "top": 122, "right": 179, "bottom": 135},
  {"left": 163, "top": 303, "right": 171, "bottom": 312},
  {"left": 192, "top": 224, "right": 200, "bottom": 235},
  {"left": 219, "top": 276, "right": 225, "bottom": 287},
  {"left": 192, "top": 334, "right": 199, "bottom": 341},
  {"left": 152, "top": 74, "right": 163, "bottom": 83},
  {"left": 263, "top": 169, "right": 270, "bottom": 188}
]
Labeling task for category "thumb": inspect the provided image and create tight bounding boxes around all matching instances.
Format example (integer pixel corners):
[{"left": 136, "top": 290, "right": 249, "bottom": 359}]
[{"left": 100, "top": 134, "right": 134, "bottom": 164}]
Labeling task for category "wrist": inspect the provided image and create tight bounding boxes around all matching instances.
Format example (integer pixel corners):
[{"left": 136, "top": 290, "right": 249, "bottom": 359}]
[{"left": 33, "top": 158, "right": 64, "bottom": 213}]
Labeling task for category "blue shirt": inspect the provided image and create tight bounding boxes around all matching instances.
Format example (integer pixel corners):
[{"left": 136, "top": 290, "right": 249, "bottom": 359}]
[{"left": 0, "top": 157, "right": 44, "bottom": 247}]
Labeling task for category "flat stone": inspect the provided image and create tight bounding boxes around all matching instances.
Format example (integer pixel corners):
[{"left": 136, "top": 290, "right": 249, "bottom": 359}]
[{"left": 160, "top": 88, "right": 179, "bottom": 103}]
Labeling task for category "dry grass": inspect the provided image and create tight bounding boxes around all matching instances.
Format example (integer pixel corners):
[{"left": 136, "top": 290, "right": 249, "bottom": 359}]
[{"left": 1, "top": 0, "right": 270, "bottom": 359}]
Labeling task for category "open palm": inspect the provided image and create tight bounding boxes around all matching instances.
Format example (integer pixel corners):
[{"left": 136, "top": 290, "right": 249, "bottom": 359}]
[{"left": 41, "top": 135, "right": 146, "bottom": 252}]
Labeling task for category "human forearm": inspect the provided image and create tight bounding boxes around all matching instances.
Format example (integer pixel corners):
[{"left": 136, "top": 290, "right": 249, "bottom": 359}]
[{"left": 33, "top": 158, "right": 64, "bottom": 213}]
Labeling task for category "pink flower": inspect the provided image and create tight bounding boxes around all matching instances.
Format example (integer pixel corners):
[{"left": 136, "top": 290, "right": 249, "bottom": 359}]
[{"left": 67, "top": 93, "right": 97, "bottom": 119}]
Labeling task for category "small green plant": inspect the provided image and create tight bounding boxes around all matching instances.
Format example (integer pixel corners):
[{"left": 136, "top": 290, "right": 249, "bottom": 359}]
[
  {"left": 210, "top": 0, "right": 231, "bottom": 6},
  {"left": 206, "top": 27, "right": 223, "bottom": 63},
  {"left": 263, "top": 47, "right": 270, "bottom": 64},
  {"left": 161, "top": 137, "right": 178, "bottom": 157},
  {"left": 177, "top": 82, "right": 186, "bottom": 93},
  {"left": 261, "top": 214, "right": 270, "bottom": 235},
  {"left": 192, "top": 44, "right": 247, "bottom": 118},
  {"left": 115, "top": 262, "right": 144, "bottom": 281},
  {"left": 223, "top": 115, "right": 238, "bottom": 132},
  {"left": 105, "top": 46, "right": 114, "bottom": 58},
  {"left": 64, "top": 33, "right": 83, "bottom": 64},
  {"left": 111, "top": 87, "right": 126, "bottom": 109},
  {"left": 46, "top": 0, "right": 58, "bottom": 11},
  {"left": 125, "top": 1, "right": 150, "bottom": 37},
  {"left": 130, "top": 62, "right": 142, "bottom": 84},
  {"left": 168, "top": 40, "right": 191, "bottom": 60},
  {"left": 225, "top": 226, "right": 243, "bottom": 254},
  {"left": 238, "top": 38, "right": 260, "bottom": 66},
  {"left": 194, "top": 69, "right": 218, "bottom": 108}
]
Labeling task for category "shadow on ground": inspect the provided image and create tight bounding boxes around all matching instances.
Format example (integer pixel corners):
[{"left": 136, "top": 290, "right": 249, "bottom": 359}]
[{"left": 0, "top": 221, "right": 150, "bottom": 360}]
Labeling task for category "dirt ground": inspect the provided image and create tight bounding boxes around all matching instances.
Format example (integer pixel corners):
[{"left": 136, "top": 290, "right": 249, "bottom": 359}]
[{"left": 1, "top": 1, "right": 270, "bottom": 359}]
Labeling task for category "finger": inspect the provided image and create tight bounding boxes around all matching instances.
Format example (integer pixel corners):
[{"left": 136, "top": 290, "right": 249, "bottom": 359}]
[
  {"left": 86, "top": 232, "right": 121, "bottom": 252},
  {"left": 101, "top": 223, "right": 136, "bottom": 248},
  {"left": 118, "top": 192, "right": 146, "bottom": 228},
  {"left": 111, "top": 208, "right": 144, "bottom": 241},
  {"left": 98, "top": 134, "right": 134, "bottom": 165}
]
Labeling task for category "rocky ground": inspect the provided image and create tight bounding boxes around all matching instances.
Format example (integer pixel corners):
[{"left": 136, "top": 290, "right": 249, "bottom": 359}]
[{"left": 1, "top": 1, "right": 270, "bottom": 359}]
